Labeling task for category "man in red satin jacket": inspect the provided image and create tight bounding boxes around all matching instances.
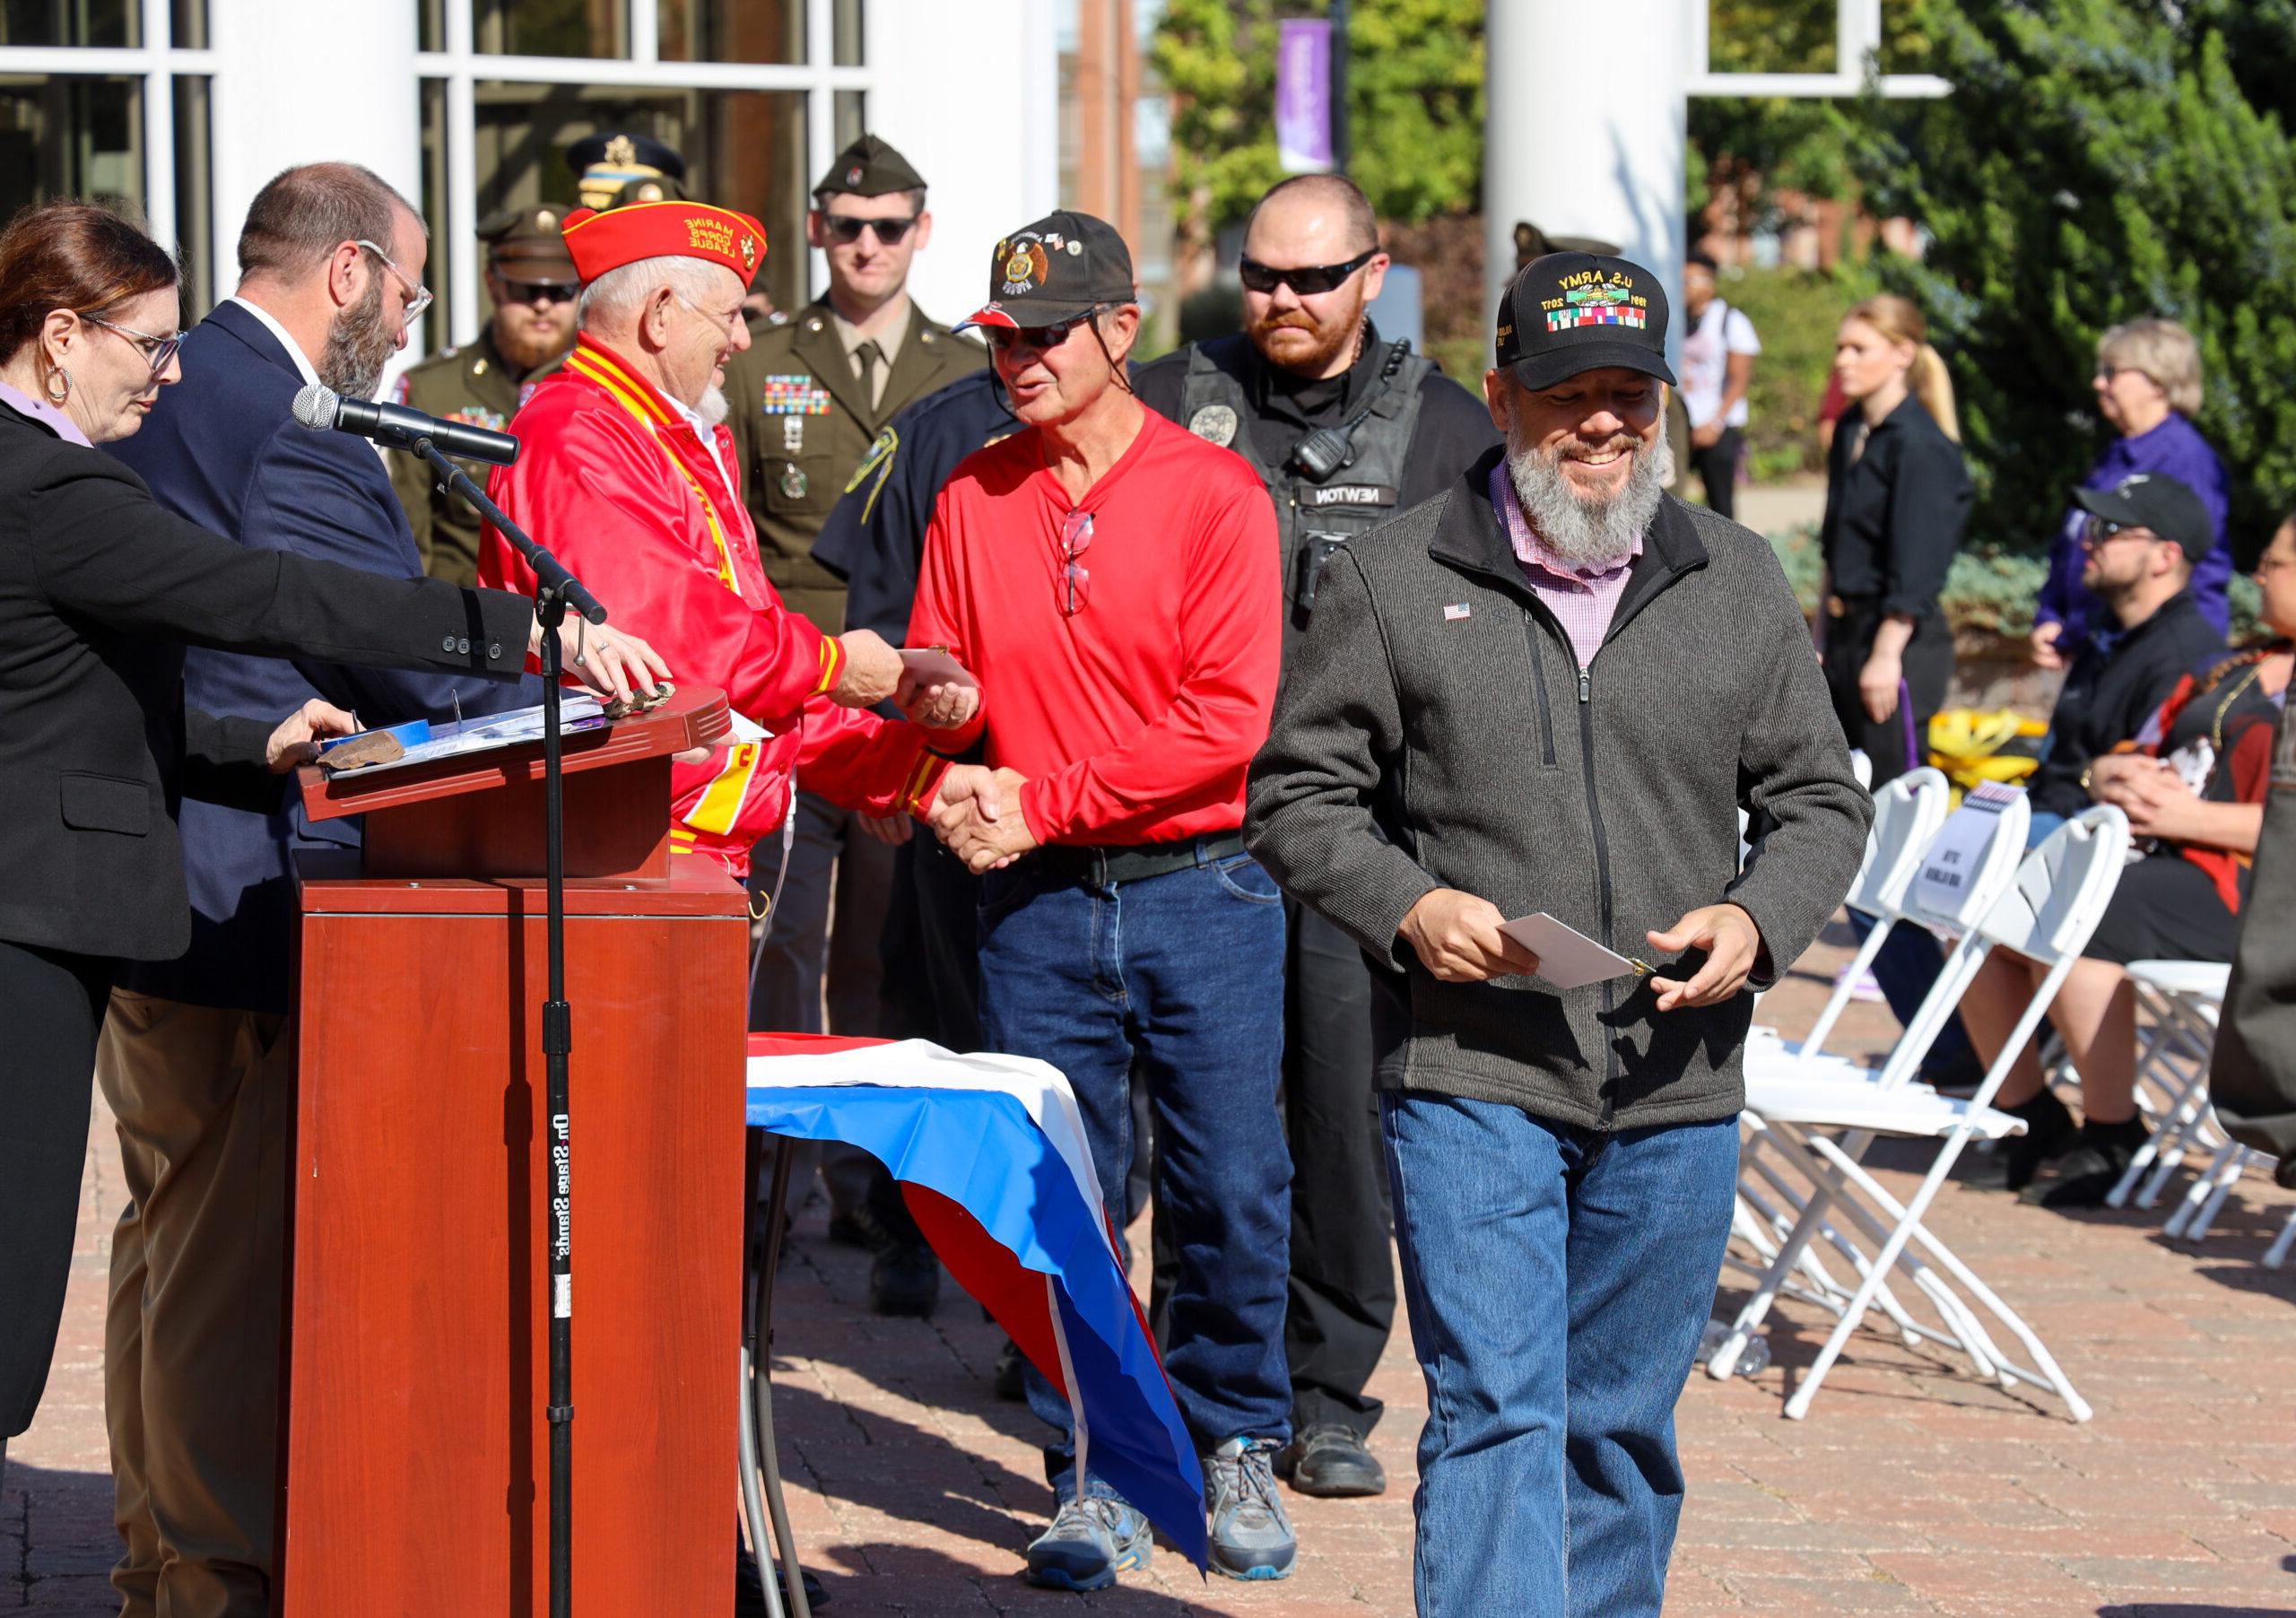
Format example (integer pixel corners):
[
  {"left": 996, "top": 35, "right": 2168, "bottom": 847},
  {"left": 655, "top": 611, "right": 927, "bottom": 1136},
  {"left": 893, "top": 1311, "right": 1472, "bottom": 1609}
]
[{"left": 483, "top": 199, "right": 980, "bottom": 878}]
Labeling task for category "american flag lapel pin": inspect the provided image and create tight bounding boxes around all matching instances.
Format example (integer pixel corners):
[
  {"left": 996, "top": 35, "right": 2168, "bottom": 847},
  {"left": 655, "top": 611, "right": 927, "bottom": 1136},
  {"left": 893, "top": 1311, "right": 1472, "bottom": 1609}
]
[{"left": 1443, "top": 603, "right": 1472, "bottom": 622}]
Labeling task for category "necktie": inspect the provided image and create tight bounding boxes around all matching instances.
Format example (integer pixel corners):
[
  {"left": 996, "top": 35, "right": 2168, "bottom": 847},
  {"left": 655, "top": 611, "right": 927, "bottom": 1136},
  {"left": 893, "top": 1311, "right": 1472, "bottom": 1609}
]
[{"left": 855, "top": 339, "right": 885, "bottom": 411}]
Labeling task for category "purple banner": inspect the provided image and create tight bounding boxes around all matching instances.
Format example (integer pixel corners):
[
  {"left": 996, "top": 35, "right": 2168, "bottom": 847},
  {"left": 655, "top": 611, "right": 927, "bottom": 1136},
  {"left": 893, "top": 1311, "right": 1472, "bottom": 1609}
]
[{"left": 1275, "top": 18, "right": 1334, "bottom": 173}]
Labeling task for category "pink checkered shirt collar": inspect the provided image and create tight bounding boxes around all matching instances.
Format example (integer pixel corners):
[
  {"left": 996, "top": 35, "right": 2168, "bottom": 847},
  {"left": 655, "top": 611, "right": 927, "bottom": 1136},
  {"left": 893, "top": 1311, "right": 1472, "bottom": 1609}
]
[{"left": 1487, "top": 462, "right": 1641, "bottom": 669}]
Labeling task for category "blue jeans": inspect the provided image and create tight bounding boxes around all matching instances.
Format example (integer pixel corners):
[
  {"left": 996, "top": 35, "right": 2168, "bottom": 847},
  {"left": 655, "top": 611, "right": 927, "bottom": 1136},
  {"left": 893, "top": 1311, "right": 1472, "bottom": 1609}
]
[
  {"left": 978, "top": 841, "right": 1291, "bottom": 1487},
  {"left": 1381, "top": 1094, "right": 1738, "bottom": 1618}
]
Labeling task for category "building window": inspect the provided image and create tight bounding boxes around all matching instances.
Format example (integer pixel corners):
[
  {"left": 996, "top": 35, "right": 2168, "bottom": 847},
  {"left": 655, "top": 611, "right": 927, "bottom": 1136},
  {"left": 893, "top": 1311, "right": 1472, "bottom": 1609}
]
[
  {"left": 172, "top": 74, "right": 214, "bottom": 315},
  {"left": 0, "top": 1, "right": 138, "bottom": 48},
  {"left": 0, "top": 75, "right": 141, "bottom": 213},
  {"left": 657, "top": 0, "right": 800, "bottom": 66},
  {"left": 421, "top": 78, "right": 814, "bottom": 335},
  {"left": 474, "top": 0, "right": 626, "bottom": 59}
]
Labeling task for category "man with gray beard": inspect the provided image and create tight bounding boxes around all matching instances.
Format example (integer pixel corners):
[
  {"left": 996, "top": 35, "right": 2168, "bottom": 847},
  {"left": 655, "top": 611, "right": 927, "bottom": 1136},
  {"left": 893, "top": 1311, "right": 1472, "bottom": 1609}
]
[
  {"left": 1245, "top": 252, "right": 1870, "bottom": 1617},
  {"left": 100, "top": 161, "right": 538, "bottom": 1617}
]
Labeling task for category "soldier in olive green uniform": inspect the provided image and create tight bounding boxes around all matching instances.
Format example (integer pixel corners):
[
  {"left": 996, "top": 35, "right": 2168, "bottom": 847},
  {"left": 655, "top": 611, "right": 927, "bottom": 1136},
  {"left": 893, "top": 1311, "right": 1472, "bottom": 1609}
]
[
  {"left": 726, "top": 135, "right": 984, "bottom": 631},
  {"left": 726, "top": 134, "right": 985, "bottom": 1317},
  {"left": 386, "top": 205, "right": 580, "bottom": 586}
]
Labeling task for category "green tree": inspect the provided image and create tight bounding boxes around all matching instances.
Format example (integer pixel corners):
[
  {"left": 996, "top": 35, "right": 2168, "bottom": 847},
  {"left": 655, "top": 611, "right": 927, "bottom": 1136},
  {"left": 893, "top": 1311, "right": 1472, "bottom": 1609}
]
[
  {"left": 1849, "top": 0, "right": 2296, "bottom": 552},
  {"left": 1151, "top": 0, "right": 1483, "bottom": 265}
]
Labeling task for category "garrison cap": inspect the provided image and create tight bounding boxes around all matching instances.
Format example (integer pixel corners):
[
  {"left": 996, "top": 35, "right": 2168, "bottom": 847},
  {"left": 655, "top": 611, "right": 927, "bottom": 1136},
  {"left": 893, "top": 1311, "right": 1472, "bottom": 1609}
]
[
  {"left": 476, "top": 204, "right": 578, "bottom": 283},
  {"left": 814, "top": 133, "right": 926, "bottom": 199}
]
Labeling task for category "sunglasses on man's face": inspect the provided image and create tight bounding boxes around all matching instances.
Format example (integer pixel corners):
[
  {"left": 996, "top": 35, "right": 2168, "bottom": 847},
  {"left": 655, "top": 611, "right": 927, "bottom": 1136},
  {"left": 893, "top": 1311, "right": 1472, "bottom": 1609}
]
[
  {"left": 820, "top": 213, "right": 918, "bottom": 246},
  {"left": 2080, "top": 515, "right": 2157, "bottom": 551},
  {"left": 498, "top": 278, "right": 577, "bottom": 307},
  {"left": 1238, "top": 247, "right": 1378, "bottom": 297},
  {"left": 983, "top": 306, "right": 1109, "bottom": 355}
]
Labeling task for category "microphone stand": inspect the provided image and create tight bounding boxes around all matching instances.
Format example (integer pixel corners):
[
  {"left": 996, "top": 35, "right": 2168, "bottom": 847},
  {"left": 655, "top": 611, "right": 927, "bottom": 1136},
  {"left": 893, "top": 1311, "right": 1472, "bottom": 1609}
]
[{"left": 413, "top": 436, "right": 596, "bottom": 1618}]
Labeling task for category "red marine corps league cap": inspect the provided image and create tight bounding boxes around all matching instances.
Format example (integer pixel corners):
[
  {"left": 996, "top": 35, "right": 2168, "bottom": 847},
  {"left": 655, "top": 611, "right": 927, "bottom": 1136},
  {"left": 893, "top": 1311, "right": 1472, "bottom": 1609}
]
[{"left": 559, "top": 200, "right": 767, "bottom": 285}]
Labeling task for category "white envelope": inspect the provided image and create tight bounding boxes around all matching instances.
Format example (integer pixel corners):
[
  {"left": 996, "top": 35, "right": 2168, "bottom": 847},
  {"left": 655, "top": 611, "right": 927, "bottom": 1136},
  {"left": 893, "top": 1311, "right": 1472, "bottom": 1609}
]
[{"left": 1498, "top": 912, "right": 1646, "bottom": 990}]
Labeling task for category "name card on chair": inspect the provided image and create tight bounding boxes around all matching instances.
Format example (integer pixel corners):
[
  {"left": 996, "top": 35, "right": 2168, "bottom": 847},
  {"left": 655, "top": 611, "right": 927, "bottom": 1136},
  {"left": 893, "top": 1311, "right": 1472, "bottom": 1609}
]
[{"left": 1913, "top": 781, "right": 2025, "bottom": 920}]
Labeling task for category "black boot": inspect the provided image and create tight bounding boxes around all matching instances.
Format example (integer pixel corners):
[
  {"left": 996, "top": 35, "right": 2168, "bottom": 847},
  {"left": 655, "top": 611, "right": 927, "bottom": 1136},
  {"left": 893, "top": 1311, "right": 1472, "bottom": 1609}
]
[
  {"left": 2000, "top": 1088, "right": 2080, "bottom": 1192},
  {"left": 2031, "top": 1116, "right": 2150, "bottom": 1209}
]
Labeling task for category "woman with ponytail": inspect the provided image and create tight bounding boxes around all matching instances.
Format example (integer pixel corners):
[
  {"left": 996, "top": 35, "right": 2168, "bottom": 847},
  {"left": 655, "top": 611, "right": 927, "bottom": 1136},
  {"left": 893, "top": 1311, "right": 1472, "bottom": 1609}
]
[
  {"left": 1817, "top": 297, "right": 1980, "bottom": 1079},
  {"left": 1817, "top": 293, "right": 1971, "bottom": 784}
]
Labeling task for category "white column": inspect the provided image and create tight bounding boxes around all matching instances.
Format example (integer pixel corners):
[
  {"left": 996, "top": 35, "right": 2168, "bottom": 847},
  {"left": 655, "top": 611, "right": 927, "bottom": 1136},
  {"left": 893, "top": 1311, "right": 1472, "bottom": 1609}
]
[
  {"left": 204, "top": 0, "right": 423, "bottom": 296},
  {"left": 1483, "top": 0, "right": 1690, "bottom": 365},
  {"left": 863, "top": 0, "right": 1059, "bottom": 327}
]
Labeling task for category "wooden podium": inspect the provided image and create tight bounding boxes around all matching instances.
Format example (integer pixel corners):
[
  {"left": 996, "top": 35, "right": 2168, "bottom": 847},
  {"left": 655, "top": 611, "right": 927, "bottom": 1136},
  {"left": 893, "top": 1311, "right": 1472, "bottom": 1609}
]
[{"left": 282, "top": 685, "right": 747, "bottom": 1615}]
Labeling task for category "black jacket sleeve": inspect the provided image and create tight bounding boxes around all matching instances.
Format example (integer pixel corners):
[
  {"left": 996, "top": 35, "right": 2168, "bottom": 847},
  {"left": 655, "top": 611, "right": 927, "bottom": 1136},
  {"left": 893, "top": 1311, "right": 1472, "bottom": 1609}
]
[
  {"left": 28, "top": 447, "right": 533, "bottom": 679},
  {"left": 1398, "top": 373, "right": 1502, "bottom": 509},
  {"left": 1881, "top": 432, "right": 1970, "bottom": 621}
]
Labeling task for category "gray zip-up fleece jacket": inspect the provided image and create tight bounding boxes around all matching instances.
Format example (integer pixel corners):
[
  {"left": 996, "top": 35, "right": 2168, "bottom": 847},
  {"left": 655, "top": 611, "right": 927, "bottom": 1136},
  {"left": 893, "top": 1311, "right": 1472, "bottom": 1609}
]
[{"left": 1245, "top": 449, "right": 1871, "bottom": 1130}]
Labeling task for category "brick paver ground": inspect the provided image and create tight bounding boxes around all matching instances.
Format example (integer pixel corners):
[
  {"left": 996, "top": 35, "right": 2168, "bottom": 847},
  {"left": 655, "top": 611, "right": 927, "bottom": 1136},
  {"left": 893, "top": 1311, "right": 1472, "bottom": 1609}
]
[{"left": 7, "top": 921, "right": 2292, "bottom": 1615}]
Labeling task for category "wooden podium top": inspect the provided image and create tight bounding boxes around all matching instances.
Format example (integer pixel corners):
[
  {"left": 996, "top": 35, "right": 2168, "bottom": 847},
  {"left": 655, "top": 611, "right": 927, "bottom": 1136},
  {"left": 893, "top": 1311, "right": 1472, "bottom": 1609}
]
[{"left": 295, "top": 683, "right": 732, "bottom": 826}]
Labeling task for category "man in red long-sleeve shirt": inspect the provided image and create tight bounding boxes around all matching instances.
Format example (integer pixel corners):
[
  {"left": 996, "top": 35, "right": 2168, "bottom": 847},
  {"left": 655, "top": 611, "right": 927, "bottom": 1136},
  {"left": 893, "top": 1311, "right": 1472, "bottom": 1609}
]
[{"left": 909, "top": 213, "right": 1292, "bottom": 1591}]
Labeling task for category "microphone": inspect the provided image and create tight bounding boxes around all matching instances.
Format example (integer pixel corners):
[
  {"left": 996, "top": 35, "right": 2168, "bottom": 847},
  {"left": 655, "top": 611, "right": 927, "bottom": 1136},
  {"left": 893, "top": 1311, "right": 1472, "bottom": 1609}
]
[{"left": 292, "top": 381, "right": 519, "bottom": 468}]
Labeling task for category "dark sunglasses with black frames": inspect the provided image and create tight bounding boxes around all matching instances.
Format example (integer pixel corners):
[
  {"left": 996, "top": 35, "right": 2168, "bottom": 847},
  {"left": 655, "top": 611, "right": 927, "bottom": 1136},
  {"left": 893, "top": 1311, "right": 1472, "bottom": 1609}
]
[
  {"left": 495, "top": 278, "right": 578, "bottom": 307},
  {"left": 819, "top": 213, "right": 919, "bottom": 246},
  {"left": 980, "top": 303, "right": 1117, "bottom": 354},
  {"left": 1238, "top": 245, "right": 1378, "bottom": 297}
]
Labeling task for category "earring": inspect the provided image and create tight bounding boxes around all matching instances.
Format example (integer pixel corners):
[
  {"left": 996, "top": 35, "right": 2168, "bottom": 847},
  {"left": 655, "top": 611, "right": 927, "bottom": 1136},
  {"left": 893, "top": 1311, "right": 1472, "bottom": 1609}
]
[{"left": 44, "top": 364, "right": 72, "bottom": 405}]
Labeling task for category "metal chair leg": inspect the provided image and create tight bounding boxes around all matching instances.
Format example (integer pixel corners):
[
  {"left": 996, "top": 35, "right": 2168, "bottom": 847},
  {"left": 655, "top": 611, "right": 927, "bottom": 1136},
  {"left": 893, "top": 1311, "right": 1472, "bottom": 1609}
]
[
  {"left": 739, "top": 1127, "right": 785, "bottom": 1618},
  {"left": 749, "top": 1135, "right": 813, "bottom": 1618}
]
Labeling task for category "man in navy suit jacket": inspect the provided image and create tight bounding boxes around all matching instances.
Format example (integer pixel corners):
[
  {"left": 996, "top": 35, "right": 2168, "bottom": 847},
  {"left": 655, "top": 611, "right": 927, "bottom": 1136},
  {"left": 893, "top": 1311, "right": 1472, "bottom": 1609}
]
[{"left": 100, "top": 162, "right": 535, "bottom": 1618}]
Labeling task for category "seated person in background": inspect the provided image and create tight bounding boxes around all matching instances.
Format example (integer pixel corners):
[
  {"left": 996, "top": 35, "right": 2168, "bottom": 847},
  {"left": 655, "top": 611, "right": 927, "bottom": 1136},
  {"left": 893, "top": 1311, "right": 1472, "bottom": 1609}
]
[
  {"left": 2022, "top": 472, "right": 2225, "bottom": 846},
  {"left": 1960, "top": 513, "right": 2295, "bottom": 1206}
]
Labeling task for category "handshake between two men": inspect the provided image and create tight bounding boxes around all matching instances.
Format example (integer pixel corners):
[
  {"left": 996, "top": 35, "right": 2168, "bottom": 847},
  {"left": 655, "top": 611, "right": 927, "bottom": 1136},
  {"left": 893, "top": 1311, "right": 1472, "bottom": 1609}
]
[{"left": 822, "top": 631, "right": 1031, "bottom": 868}]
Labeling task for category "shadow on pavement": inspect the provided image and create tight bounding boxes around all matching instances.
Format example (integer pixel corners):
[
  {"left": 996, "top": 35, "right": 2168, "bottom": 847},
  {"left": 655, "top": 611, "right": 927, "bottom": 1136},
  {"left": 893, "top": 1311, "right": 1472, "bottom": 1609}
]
[{"left": 2, "top": 1461, "right": 121, "bottom": 1615}]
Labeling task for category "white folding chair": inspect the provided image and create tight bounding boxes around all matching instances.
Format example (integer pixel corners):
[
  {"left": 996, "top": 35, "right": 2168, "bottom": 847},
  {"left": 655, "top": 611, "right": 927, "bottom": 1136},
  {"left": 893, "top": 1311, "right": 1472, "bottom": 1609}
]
[
  {"left": 1719, "top": 807, "right": 2132, "bottom": 1422},
  {"left": 1746, "top": 768, "right": 1950, "bottom": 1072},
  {"left": 2108, "top": 961, "right": 2231, "bottom": 1211},
  {"left": 1719, "top": 781, "right": 2034, "bottom": 1381},
  {"left": 1728, "top": 770, "right": 1956, "bottom": 1356}
]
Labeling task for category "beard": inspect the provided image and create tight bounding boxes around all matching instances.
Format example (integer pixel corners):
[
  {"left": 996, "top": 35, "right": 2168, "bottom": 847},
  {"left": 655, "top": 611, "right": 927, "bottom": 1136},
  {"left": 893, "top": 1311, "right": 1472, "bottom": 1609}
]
[
  {"left": 494, "top": 309, "right": 571, "bottom": 373},
  {"left": 1249, "top": 300, "right": 1362, "bottom": 378},
  {"left": 1504, "top": 410, "right": 1668, "bottom": 570},
  {"left": 696, "top": 384, "right": 729, "bottom": 427},
  {"left": 319, "top": 276, "right": 401, "bottom": 401}
]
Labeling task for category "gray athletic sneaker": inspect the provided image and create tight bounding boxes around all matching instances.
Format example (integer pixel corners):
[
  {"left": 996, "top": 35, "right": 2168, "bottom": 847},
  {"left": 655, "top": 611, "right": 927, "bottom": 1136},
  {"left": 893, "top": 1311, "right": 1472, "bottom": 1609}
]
[
  {"left": 1024, "top": 1489, "right": 1151, "bottom": 1591},
  {"left": 1205, "top": 1436, "right": 1297, "bottom": 1580}
]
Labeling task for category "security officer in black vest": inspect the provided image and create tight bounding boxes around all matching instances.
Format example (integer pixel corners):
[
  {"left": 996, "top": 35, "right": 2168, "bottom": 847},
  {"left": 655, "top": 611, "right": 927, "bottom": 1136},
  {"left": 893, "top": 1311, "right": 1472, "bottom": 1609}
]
[{"left": 1135, "top": 173, "right": 1497, "bottom": 1501}]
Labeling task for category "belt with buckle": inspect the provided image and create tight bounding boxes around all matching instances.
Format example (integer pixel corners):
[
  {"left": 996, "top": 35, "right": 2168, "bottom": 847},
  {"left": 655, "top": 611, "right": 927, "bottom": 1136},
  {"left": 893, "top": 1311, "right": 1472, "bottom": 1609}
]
[{"left": 1033, "top": 831, "right": 1247, "bottom": 886}]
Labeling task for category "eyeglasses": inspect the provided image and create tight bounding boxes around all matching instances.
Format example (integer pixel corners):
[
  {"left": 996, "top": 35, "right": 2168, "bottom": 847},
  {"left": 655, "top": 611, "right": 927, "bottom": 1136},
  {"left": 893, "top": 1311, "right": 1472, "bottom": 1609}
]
[
  {"left": 983, "top": 304, "right": 1111, "bottom": 355},
  {"left": 353, "top": 239, "right": 434, "bottom": 327},
  {"left": 84, "top": 315, "right": 182, "bottom": 376},
  {"left": 1239, "top": 247, "right": 1378, "bottom": 296},
  {"left": 496, "top": 277, "right": 577, "bottom": 308},
  {"left": 820, "top": 213, "right": 918, "bottom": 246},
  {"left": 674, "top": 291, "right": 747, "bottom": 335},
  {"left": 1058, "top": 509, "right": 1092, "bottom": 617},
  {"left": 2080, "top": 515, "right": 2158, "bottom": 551}
]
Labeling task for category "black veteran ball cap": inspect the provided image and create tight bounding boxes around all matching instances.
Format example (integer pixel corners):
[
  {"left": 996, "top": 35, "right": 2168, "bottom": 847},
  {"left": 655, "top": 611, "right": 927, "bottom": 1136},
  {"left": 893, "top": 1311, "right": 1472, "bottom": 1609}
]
[
  {"left": 2072, "top": 472, "right": 2214, "bottom": 561},
  {"left": 1496, "top": 251, "right": 1675, "bottom": 391},
  {"left": 815, "top": 133, "right": 926, "bottom": 199},
  {"left": 960, "top": 211, "right": 1136, "bottom": 331}
]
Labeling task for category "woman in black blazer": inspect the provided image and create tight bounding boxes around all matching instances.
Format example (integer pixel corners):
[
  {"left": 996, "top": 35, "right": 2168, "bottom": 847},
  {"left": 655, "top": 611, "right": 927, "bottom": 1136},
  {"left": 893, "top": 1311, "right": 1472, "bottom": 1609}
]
[
  {"left": 1818, "top": 293, "right": 1971, "bottom": 786},
  {"left": 0, "top": 202, "right": 667, "bottom": 1462}
]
